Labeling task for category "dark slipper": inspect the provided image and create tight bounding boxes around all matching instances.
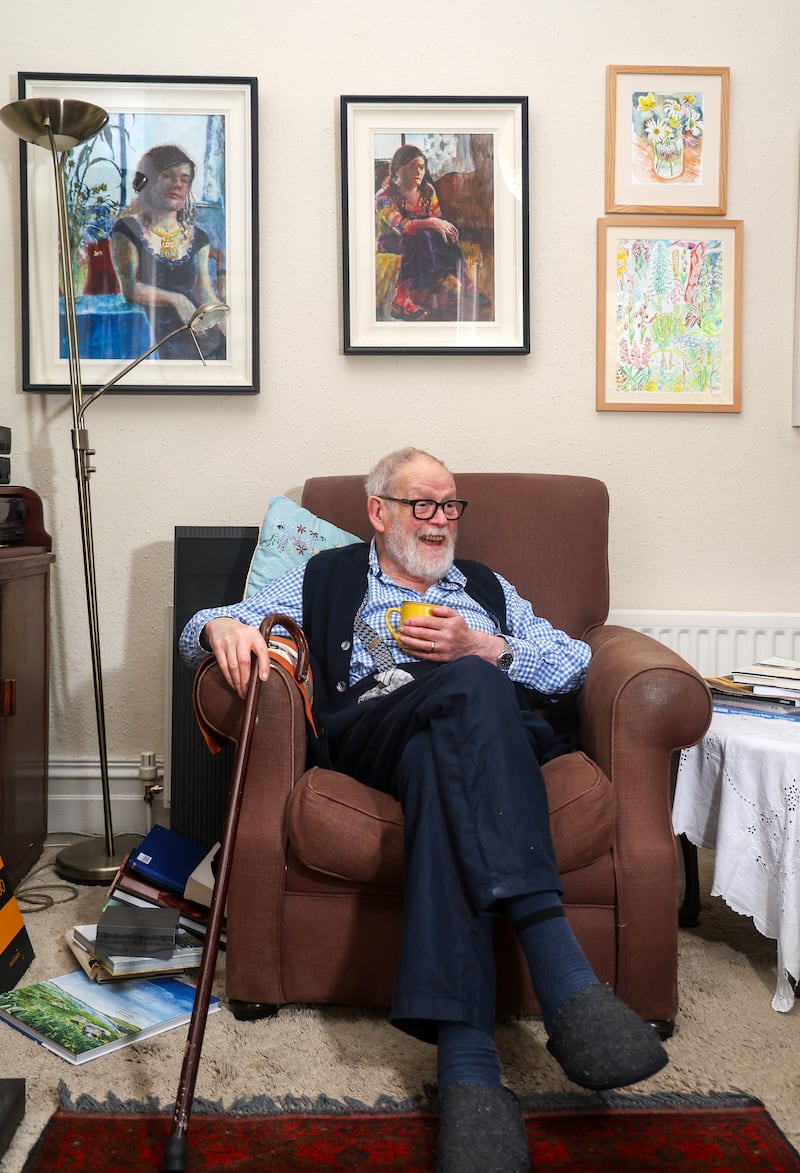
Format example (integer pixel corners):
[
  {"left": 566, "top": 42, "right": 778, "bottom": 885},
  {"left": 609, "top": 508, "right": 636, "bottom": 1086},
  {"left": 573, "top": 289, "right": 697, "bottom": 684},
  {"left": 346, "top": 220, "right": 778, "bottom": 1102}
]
[
  {"left": 436, "top": 1084, "right": 530, "bottom": 1173},
  {"left": 546, "top": 982, "right": 668, "bottom": 1091}
]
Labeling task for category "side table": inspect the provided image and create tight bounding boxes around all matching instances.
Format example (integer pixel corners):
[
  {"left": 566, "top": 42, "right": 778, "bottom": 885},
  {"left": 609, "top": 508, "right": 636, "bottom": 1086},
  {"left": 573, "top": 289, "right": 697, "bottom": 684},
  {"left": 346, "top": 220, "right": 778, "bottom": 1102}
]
[{"left": 672, "top": 708, "right": 800, "bottom": 1012}]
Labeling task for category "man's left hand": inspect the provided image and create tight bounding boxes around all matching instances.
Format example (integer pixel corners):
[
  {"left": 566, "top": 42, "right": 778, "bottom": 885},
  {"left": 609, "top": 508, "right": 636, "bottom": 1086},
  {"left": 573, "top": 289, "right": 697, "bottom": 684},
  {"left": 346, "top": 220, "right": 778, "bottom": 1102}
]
[{"left": 398, "top": 606, "right": 506, "bottom": 665}]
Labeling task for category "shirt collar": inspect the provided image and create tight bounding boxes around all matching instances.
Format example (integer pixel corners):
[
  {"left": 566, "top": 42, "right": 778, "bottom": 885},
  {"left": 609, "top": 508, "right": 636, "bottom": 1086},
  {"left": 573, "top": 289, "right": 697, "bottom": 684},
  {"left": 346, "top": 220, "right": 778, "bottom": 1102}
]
[{"left": 368, "top": 538, "right": 466, "bottom": 591}]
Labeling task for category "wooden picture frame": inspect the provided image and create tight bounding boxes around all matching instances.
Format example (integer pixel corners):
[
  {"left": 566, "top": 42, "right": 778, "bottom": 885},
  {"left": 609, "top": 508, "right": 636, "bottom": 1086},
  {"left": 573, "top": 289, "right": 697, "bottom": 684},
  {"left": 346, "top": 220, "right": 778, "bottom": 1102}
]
[
  {"left": 605, "top": 65, "right": 729, "bottom": 215},
  {"left": 597, "top": 217, "right": 742, "bottom": 412},
  {"left": 341, "top": 95, "right": 529, "bottom": 354},
  {"left": 18, "top": 72, "right": 259, "bottom": 393}
]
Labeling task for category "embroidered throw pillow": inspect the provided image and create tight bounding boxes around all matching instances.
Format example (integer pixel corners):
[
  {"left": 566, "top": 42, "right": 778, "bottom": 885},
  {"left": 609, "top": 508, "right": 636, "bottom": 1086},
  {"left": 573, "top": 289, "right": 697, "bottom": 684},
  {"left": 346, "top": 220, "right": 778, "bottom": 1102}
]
[{"left": 244, "top": 495, "right": 361, "bottom": 598}]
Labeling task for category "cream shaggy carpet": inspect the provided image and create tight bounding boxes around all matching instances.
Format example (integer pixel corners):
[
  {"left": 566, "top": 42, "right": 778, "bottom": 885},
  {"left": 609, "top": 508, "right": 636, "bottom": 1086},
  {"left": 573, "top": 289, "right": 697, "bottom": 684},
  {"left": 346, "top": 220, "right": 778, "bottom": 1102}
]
[{"left": 1, "top": 838, "right": 798, "bottom": 1172}]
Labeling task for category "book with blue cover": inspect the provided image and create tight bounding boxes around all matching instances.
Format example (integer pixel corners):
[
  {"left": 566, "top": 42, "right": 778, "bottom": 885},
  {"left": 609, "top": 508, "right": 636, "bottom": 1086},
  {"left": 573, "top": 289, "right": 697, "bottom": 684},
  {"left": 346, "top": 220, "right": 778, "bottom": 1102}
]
[
  {"left": 0, "top": 970, "right": 216, "bottom": 1064},
  {"left": 125, "top": 824, "right": 208, "bottom": 896}
]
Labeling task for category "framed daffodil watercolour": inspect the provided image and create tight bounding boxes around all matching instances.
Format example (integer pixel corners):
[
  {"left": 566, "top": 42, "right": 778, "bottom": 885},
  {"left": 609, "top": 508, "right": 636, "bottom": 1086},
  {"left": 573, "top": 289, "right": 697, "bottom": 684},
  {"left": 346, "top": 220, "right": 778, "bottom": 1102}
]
[
  {"left": 605, "top": 66, "right": 729, "bottom": 215},
  {"left": 596, "top": 217, "right": 742, "bottom": 412}
]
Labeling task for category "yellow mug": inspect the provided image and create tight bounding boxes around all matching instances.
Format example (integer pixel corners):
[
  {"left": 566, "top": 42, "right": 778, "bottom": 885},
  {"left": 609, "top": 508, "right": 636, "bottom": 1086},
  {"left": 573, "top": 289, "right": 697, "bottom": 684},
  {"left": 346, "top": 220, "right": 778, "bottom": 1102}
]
[{"left": 385, "top": 601, "right": 436, "bottom": 643}]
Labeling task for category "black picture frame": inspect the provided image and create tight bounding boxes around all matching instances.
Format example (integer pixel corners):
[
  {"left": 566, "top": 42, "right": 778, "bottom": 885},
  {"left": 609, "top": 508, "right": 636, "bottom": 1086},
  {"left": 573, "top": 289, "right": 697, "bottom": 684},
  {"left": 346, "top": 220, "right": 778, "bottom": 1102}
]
[
  {"left": 17, "top": 72, "right": 259, "bottom": 393},
  {"left": 341, "top": 95, "right": 529, "bottom": 355}
]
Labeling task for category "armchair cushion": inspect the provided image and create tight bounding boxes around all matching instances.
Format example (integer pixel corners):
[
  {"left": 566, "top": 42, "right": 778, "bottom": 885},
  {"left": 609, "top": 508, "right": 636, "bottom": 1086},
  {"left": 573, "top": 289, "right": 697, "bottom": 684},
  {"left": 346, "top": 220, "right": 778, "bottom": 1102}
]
[
  {"left": 285, "top": 749, "right": 615, "bottom": 886},
  {"left": 245, "top": 495, "right": 360, "bottom": 597}
]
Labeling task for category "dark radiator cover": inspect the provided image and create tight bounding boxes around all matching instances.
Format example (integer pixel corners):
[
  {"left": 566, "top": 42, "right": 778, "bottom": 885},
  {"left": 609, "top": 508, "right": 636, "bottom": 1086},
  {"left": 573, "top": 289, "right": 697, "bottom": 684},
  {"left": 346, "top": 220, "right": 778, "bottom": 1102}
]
[{"left": 170, "top": 525, "right": 259, "bottom": 847}]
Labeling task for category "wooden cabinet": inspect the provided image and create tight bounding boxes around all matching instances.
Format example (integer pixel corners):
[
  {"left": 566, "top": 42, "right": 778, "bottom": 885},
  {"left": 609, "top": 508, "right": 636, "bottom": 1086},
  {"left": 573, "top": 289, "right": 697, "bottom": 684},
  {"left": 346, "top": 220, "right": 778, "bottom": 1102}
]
[{"left": 0, "top": 489, "right": 54, "bottom": 889}]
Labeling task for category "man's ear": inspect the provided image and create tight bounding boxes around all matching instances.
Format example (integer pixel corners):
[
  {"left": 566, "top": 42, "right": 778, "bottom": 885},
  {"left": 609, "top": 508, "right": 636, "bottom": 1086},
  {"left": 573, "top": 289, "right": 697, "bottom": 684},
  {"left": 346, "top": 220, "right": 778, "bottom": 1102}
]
[{"left": 367, "top": 495, "right": 387, "bottom": 533}]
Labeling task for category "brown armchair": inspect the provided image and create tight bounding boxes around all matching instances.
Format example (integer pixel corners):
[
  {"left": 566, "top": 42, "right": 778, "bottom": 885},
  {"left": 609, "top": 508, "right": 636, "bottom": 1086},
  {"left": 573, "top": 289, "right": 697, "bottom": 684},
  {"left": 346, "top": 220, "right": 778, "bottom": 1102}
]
[{"left": 193, "top": 473, "right": 712, "bottom": 1034}]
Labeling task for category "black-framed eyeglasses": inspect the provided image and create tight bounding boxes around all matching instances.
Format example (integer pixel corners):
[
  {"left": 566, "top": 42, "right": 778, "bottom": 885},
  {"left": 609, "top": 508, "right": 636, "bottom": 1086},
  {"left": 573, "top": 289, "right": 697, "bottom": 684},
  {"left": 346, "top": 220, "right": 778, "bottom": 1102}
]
[{"left": 378, "top": 496, "right": 468, "bottom": 521}]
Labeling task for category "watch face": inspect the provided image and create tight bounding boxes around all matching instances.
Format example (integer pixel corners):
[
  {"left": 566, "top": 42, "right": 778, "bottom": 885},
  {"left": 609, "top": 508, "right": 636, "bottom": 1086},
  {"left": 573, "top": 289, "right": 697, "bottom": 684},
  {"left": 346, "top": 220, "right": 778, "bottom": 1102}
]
[{"left": 498, "top": 642, "right": 514, "bottom": 669}]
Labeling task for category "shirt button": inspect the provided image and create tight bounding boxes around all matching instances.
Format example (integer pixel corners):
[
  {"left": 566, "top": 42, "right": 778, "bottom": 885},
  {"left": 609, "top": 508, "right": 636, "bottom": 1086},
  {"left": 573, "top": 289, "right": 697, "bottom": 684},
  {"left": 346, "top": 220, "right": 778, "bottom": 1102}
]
[
  {"left": 336, "top": 681, "right": 347, "bottom": 693},
  {"left": 340, "top": 640, "right": 351, "bottom": 650}
]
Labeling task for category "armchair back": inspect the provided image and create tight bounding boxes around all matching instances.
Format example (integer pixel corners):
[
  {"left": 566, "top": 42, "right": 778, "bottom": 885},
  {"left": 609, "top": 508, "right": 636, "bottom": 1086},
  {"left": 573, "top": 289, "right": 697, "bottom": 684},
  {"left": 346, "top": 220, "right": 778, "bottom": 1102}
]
[{"left": 302, "top": 472, "right": 610, "bottom": 639}]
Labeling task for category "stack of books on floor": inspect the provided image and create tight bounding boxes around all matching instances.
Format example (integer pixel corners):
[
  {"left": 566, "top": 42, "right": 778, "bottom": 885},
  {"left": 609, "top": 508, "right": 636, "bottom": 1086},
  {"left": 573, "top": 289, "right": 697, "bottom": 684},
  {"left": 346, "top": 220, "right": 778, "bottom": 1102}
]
[
  {"left": 108, "top": 823, "right": 223, "bottom": 941},
  {"left": 0, "top": 825, "right": 225, "bottom": 1065},
  {"left": 707, "top": 656, "right": 800, "bottom": 720},
  {"left": 68, "top": 824, "right": 224, "bottom": 983}
]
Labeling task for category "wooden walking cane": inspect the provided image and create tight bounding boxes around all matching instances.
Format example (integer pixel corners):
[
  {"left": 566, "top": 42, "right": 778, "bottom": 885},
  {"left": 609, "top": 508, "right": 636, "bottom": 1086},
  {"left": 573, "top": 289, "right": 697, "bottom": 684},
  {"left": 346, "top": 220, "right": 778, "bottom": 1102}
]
[{"left": 163, "top": 613, "right": 310, "bottom": 1172}]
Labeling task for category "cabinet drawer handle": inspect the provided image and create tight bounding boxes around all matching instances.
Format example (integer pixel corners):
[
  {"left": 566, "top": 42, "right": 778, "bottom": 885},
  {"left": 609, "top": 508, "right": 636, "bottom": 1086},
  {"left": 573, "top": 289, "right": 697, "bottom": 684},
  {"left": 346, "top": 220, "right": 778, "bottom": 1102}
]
[{"left": 1, "top": 679, "right": 15, "bottom": 717}]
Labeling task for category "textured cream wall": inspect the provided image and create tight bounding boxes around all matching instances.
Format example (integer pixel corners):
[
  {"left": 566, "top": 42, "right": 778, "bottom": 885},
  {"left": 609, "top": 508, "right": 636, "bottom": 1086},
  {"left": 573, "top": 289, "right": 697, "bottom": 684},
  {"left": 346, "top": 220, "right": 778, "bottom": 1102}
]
[{"left": 1, "top": 0, "right": 799, "bottom": 761}]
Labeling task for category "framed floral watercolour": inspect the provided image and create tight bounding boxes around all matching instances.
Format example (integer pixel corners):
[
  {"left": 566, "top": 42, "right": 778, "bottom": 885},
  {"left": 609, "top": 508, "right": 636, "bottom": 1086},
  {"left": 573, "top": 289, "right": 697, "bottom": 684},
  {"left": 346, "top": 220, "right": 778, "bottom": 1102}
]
[
  {"left": 596, "top": 217, "right": 742, "bottom": 412},
  {"left": 340, "top": 95, "right": 529, "bottom": 354},
  {"left": 17, "top": 72, "right": 259, "bottom": 393},
  {"left": 605, "top": 65, "right": 729, "bottom": 215}
]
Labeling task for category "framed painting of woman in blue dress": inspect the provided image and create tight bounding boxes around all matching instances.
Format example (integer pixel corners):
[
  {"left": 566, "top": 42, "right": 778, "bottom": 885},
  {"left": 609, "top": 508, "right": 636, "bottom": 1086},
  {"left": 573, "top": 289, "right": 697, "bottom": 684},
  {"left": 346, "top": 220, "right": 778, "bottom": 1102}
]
[
  {"left": 341, "top": 96, "right": 529, "bottom": 354},
  {"left": 17, "top": 73, "right": 258, "bottom": 393}
]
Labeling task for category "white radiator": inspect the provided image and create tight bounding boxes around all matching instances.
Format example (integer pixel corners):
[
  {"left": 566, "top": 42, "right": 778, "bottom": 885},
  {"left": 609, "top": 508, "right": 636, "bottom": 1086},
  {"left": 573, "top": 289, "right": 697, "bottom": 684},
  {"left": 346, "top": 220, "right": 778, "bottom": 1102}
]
[{"left": 607, "top": 610, "right": 800, "bottom": 677}]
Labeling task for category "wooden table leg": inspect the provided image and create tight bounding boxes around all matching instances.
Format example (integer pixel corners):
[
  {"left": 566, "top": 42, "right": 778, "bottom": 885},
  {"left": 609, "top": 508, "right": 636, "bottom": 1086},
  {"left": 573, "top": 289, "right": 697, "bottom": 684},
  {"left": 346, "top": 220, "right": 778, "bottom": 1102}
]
[{"left": 678, "top": 834, "right": 701, "bottom": 927}]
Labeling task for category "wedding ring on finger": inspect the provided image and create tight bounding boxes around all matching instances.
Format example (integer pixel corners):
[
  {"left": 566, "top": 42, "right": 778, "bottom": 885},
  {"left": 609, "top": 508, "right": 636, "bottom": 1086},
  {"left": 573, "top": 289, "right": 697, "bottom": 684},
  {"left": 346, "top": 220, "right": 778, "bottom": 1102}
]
[{"left": 430, "top": 641, "right": 436, "bottom": 653}]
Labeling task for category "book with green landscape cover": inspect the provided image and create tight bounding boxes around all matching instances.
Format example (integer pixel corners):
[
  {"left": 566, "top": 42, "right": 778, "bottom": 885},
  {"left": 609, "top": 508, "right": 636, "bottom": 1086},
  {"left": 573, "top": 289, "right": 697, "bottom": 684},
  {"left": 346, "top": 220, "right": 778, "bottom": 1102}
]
[{"left": 0, "top": 970, "right": 217, "bottom": 1065}]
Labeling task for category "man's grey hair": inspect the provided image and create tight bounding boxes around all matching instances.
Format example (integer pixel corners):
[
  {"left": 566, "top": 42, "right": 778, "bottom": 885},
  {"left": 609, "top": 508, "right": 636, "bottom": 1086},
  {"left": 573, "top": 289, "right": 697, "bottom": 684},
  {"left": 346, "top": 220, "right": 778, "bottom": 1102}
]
[{"left": 364, "top": 448, "right": 449, "bottom": 498}]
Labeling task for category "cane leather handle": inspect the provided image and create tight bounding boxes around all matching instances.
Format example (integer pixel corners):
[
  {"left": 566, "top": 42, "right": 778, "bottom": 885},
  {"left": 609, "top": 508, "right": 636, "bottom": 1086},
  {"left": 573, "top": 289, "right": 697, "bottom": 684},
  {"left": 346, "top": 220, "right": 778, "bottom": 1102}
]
[{"left": 260, "top": 612, "right": 310, "bottom": 681}]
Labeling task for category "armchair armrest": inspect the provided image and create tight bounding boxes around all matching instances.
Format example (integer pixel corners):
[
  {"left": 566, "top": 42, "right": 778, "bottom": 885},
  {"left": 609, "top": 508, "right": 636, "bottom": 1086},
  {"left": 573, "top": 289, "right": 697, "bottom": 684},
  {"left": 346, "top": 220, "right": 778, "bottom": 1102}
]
[
  {"left": 578, "top": 624, "right": 712, "bottom": 777},
  {"left": 193, "top": 653, "right": 311, "bottom": 1005},
  {"left": 577, "top": 623, "right": 712, "bottom": 1020}
]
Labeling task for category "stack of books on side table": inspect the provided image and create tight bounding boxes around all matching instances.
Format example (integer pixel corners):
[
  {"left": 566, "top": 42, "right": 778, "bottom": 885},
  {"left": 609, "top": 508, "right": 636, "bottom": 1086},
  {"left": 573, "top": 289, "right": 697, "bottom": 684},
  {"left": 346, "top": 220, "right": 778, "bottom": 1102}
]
[{"left": 708, "top": 656, "right": 800, "bottom": 721}]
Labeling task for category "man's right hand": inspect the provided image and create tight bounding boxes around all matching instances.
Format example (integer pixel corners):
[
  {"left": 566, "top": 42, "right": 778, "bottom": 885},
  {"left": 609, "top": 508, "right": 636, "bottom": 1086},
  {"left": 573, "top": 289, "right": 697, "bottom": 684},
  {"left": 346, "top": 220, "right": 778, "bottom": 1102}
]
[{"left": 203, "top": 617, "right": 271, "bottom": 699}]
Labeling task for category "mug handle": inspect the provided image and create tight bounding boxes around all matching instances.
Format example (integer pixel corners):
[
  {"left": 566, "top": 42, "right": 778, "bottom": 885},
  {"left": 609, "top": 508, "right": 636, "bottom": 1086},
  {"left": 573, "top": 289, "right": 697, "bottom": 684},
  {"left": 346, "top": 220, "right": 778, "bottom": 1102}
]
[{"left": 384, "top": 607, "right": 402, "bottom": 641}]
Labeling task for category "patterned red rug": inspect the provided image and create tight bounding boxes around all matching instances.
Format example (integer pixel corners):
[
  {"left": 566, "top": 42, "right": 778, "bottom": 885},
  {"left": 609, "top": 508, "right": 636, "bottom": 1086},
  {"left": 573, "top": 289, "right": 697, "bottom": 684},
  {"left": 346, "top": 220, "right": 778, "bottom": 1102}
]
[{"left": 22, "top": 1090, "right": 800, "bottom": 1172}]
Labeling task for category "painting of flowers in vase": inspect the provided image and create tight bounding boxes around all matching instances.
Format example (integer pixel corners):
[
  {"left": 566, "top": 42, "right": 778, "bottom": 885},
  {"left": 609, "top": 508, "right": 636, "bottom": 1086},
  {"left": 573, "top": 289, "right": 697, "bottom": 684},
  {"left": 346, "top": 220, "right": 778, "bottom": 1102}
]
[{"left": 631, "top": 90, "right": 704, "bottom": 185}]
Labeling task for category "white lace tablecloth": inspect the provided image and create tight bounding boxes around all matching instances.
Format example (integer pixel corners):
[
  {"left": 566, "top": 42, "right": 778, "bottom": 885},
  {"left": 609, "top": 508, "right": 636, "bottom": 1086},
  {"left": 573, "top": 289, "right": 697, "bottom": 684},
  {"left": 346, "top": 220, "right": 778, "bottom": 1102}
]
[{"left": 673, "top": 709, "right": 800, "bottom": 1012}]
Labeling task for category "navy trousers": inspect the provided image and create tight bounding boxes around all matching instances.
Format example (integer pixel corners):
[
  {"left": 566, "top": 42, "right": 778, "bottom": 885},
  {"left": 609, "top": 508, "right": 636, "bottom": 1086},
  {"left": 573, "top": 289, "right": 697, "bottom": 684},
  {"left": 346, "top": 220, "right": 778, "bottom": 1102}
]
[{"left": 327, "top": 656, "right": 563, "bottom": 1042}]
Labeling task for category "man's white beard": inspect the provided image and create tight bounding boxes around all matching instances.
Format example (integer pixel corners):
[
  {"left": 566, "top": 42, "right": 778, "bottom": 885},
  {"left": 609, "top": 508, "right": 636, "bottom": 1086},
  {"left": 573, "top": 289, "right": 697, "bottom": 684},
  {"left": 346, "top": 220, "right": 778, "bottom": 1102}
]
[{"left": 384, "top": 524, "right": 456, "bottom": 583}]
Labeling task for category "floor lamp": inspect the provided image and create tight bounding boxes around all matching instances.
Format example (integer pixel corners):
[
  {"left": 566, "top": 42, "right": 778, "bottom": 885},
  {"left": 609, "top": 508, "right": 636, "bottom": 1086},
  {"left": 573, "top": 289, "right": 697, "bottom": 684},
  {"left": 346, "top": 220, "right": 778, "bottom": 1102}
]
[{"left": 1, "top": 97, "right": 230, "bottom": 883}]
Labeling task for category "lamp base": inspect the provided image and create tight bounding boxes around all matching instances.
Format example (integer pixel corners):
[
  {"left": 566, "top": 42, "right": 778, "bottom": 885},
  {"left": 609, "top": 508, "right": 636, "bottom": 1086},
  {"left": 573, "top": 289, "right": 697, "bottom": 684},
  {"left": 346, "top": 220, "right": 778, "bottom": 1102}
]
[{"left": 54, "top": 833, "right": 144, "bottom": 885}]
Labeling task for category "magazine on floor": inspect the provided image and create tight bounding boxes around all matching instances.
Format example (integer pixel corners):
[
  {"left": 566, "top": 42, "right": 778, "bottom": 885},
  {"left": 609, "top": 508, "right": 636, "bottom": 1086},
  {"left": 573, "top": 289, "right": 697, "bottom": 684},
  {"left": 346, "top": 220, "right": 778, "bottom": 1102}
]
[{"left": 0, "top": 970, "right": 216, "bottom": 1064}]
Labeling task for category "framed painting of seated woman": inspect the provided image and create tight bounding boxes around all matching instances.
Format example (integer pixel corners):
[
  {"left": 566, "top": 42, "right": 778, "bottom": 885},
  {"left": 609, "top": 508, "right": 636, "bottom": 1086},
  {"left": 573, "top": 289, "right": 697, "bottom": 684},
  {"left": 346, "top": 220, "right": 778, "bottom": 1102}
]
[
  {"left": 17, "top": 72, "right": 259, "bottom": 394},
  {"left": 341, "top": 96, "right": 529, "bottom": 355}
]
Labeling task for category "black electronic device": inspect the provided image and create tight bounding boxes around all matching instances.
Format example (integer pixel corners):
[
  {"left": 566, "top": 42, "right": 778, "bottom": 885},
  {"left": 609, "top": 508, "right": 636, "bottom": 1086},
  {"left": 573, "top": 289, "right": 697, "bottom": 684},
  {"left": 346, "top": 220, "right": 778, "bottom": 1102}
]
[
  {"left": 0, "top": 496, "right": 26, "bottom": 545},
  {"left": 0, "top": 427, "right": 10, "bottom": 455}
]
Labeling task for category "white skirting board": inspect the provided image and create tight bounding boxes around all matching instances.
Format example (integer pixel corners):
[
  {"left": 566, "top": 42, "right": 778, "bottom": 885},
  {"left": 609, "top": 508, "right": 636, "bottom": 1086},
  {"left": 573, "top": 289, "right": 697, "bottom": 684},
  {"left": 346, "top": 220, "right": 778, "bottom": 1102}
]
[
  {"left": 47, "top": 611, "right": 800, "bottom": 832},
  {"left": 47, "top": 757, "right": 162, "bottom": 837}
]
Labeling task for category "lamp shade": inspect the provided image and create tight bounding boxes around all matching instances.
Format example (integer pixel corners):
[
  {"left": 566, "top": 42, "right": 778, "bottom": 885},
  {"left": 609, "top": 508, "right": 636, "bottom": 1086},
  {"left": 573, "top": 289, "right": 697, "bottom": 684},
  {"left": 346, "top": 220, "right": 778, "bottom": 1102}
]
[
  {"left": 0, "top": 97, "right": 108, "bottom": 151},
  {"left": 189, "top": 302, "right": 230, "bottom": 333}
]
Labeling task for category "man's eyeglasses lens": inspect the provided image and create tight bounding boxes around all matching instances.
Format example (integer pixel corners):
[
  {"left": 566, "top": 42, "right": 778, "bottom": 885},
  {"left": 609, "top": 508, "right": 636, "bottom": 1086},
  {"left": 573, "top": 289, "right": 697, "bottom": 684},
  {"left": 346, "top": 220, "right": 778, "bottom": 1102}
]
[{"left": 380, "top": 497, "right": 468, "bottom": 520}]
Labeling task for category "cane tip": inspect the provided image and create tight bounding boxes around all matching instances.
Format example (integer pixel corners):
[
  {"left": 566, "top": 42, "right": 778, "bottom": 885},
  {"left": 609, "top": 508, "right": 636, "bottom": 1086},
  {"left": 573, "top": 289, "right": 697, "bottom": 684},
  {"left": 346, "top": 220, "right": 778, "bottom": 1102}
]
[{"left": 163, "top": 1135, "right": 187, "bottom": 1172}]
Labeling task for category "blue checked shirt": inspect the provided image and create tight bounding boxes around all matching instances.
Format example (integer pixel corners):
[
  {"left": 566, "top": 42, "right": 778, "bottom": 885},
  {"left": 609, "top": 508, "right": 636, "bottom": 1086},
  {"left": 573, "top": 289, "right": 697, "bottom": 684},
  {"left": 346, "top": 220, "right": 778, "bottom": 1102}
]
[{"left": 179, "top": 540, "right": 591, "bottom": 696}]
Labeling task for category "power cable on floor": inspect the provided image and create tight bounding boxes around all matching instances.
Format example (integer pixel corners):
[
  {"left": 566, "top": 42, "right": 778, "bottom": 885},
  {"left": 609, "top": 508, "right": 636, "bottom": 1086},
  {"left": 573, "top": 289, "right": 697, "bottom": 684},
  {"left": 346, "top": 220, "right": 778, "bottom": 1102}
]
[{"left": 14, "top": 859, "right": 79, "bottom": 913}]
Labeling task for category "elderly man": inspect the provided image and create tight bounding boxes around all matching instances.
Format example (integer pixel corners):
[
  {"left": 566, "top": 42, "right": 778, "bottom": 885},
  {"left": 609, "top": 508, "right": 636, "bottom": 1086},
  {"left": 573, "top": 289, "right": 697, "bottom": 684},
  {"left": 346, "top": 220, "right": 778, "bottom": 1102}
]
[{"left": 180, "top": 448, "right": 667, "bottom": 1173}]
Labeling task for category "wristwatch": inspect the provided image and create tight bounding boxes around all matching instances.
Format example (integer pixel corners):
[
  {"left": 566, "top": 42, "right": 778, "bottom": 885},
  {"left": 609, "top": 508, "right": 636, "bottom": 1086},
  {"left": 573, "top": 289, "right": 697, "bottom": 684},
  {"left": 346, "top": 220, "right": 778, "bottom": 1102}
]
[{"left": 496, "top": 637, "right": 514, "bottom": 672}]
